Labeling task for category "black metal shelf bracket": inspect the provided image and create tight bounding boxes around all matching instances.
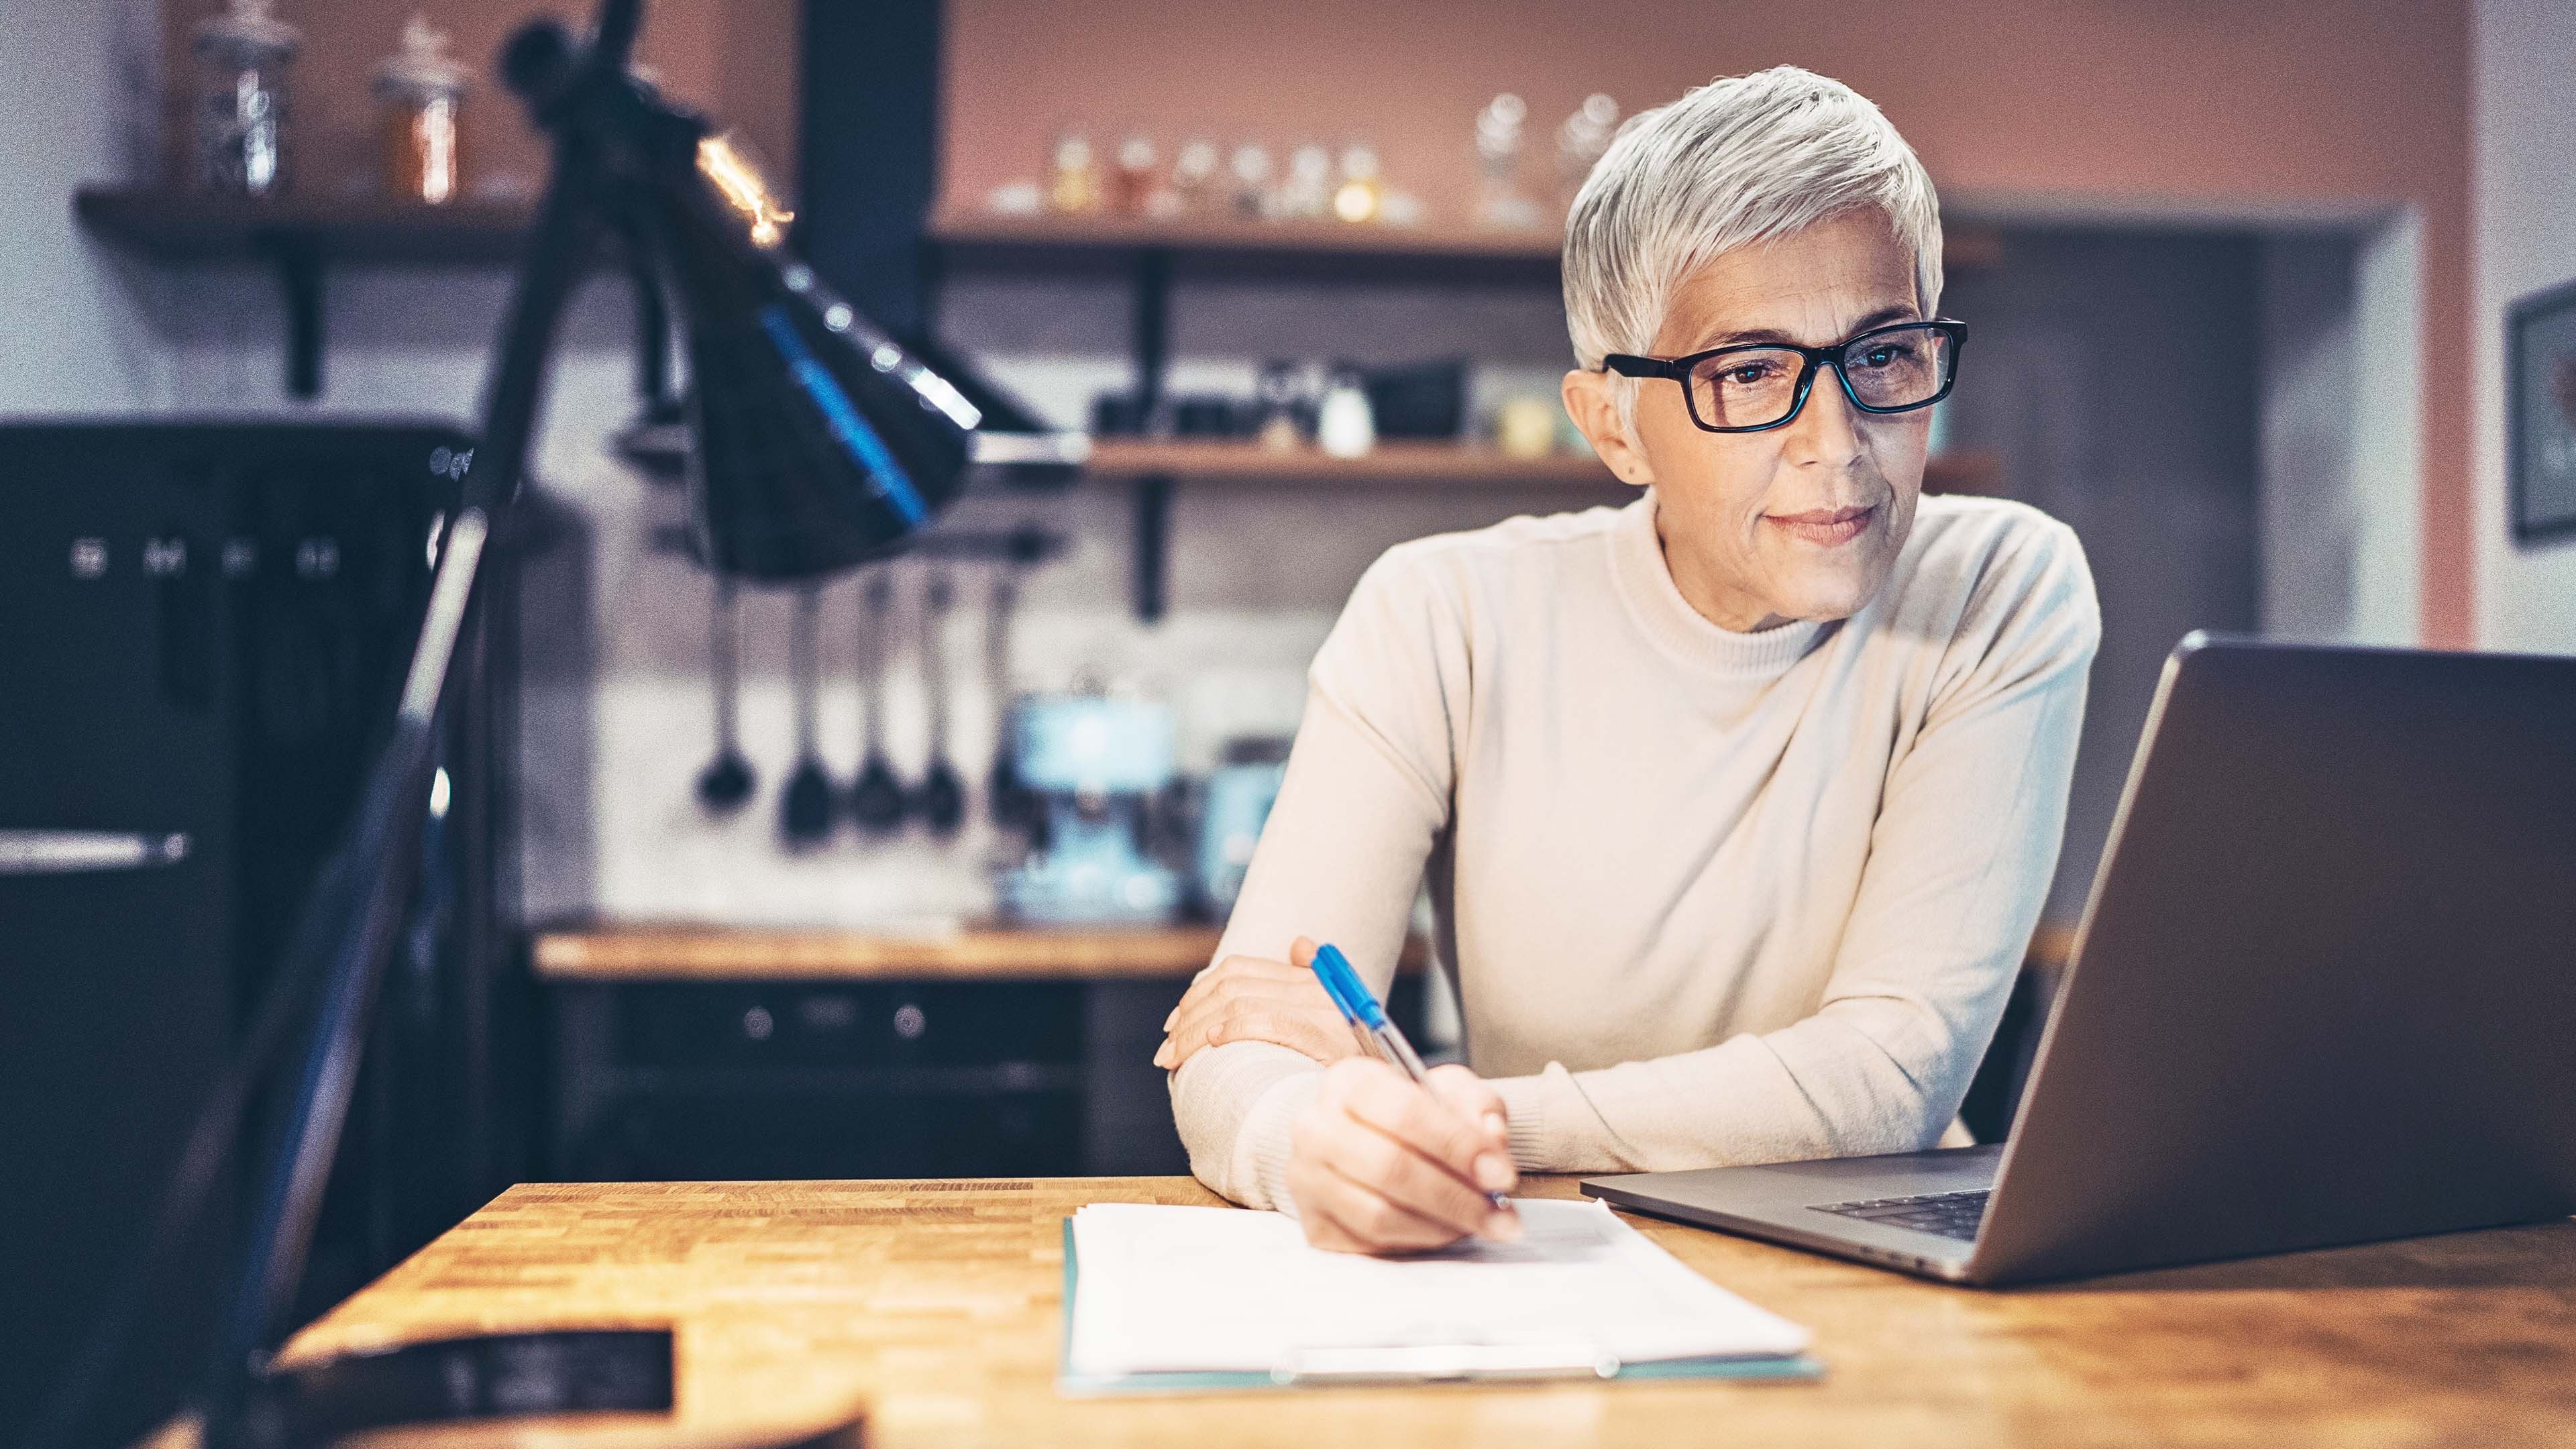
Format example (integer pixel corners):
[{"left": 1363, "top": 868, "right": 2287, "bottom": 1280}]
[
  {"left": 1131, "top": 474, "right": 1173, "bottom": 622},
  {"left": 1128, "top": 246, "right": 1173, "bottom": 623},
  {"left": 258, "top": 233, "right": 327, "bottom": 400}
]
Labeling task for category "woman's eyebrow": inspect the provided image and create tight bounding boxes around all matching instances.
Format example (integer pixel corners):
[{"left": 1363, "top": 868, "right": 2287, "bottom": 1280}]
[{"left": 1690, "top": 305, "right": 1921, "bottom": 351}]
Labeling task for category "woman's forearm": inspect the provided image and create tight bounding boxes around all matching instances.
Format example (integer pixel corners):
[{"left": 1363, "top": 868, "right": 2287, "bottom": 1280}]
[
  {"left": 1169, "top": 1041, "right": 1321, "bottom": 1208},
  {"left": 1168, "top": 556, "right": 1461, "bottom": 1202}
]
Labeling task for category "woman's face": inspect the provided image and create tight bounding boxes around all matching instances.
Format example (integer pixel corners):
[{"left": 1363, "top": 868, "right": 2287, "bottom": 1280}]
[{"left": 1564, "top": 209, "right": 1931, "bottom": 632}]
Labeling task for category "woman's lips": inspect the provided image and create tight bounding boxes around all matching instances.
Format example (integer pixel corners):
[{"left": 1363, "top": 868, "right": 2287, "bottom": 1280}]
[{"left": 1765, "top": 503, "right": 1877, "bottom": 547}]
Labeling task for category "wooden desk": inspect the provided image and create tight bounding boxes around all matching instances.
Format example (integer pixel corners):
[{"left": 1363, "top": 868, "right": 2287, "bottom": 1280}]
[{"left": 285, "top": 1176, "right": 2576, "bottom": 1448}]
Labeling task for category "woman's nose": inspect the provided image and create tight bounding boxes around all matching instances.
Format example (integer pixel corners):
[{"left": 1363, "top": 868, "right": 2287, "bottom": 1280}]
[{"left": 1780, "top": 368, "right": 1866, "bottom": 470}]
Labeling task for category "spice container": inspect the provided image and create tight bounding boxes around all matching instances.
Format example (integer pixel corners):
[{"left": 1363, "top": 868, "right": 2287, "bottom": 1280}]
[
  {"left": 374, "top": 15, "right": 471, "bottom": 205},
  {"left": 1332, "top": 142, "right": 1382, "bottom": 224},
  {"left": 1557, "top": 94, "right": 1619, "bottom": 209},
  {"left": 1228, "top": 142, "right": 1273, "bottom": 218},
  {"left": 1474, "top": 93, "right": 1540, "bottom": 229},
  {"left": 191, "top": 0, "right": 301, "bottom": 197},
  {"left": 1278, "top": 143, "right": 1332, "bottom": 220},
  {"left": 1110, "top": 131, "right": 1158, "bottom": 217},
  {"left": 1171, "top": 138, "right": 1220, "bottom": 214},
  {"left": 1317, "top": 367, "right": 1376, "bottom": 458},
  {"left": 1047, "top": 129, "right": 1102, "bottom": 215}
]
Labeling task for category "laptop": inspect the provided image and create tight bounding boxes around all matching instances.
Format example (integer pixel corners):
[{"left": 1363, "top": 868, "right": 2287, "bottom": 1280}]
[{"left": 1582, "top": 634, "right": 2576, "bottom": 1286}]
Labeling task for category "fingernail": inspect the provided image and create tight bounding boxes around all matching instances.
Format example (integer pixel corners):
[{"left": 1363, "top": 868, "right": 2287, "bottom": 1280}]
[
  {"left": 1474, "top": 1152, "right": 1513, "bottom": 1191},
  {"left": 1483, "top": 1112, "right": 1508, "bottom": 1142},
  {"left": 1161, "top": 1011, "right": 1176, "bottom": 1030},
  {"left": 1152, "top": 1044, "right": 1171, "bottom": 1069},
  {"left": 1483, "top": 1210, "right": 1523, "bottom": 1241}
]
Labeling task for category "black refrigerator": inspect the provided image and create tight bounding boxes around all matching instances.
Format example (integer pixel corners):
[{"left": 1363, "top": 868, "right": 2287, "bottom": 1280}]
[{"left": 0, "top": 421, "right": 515, "bottom": 1445}]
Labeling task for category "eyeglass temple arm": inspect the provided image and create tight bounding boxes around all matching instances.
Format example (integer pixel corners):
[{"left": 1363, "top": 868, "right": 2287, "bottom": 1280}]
[{"left": 1599, "top": 354, "right": 1686, "bottom": 380}]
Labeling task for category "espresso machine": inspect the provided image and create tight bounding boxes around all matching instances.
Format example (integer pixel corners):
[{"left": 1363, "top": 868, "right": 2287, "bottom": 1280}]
[{"left": 996, "top": 696, "right": 1181, "bottom": 925}]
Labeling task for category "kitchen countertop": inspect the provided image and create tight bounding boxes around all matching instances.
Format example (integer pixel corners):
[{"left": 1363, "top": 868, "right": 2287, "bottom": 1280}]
[{"left": 530, "top": 924, "right": 1431, "bottom": 983}]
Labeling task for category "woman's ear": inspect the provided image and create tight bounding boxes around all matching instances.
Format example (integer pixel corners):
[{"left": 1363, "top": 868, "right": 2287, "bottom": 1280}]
[{"left": 1561, "top": 368, "right": 1655, "bottom": 489}]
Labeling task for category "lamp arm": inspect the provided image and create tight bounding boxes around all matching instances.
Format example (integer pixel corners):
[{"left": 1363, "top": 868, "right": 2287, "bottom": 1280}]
[{"left": 195, "top": 131, "right": 610, "bottom": 1447}]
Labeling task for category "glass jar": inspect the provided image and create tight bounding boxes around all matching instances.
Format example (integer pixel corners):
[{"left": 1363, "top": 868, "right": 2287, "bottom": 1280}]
[
  {"left": 374, "top": 15, "right": 471, "bottom": 205},
  {"left": 191, "top": 0, "right": 301, "bottom": 197},
  {"left": 1046, "top": 129, "right": 1102, "bottom": 215},
  {"left": 1473, "top": 93, "right": 1540, "bottom": 230}
]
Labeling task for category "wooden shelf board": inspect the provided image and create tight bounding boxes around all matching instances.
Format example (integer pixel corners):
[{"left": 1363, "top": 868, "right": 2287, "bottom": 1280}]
[{"left": 74, "top": 186, "right": 535, "bottom": 265}]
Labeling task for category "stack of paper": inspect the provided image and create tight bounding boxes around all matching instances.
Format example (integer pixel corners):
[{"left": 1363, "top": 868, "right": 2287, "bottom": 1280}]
[{"left": 1065, "top": 1199, "right": 1810, "bottom": 1383}]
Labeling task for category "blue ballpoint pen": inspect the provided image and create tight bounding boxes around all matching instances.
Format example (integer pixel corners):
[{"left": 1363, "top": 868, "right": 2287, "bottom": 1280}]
[{"left": 1310, "top": 943, "right": 1515, "bottom": 1216}]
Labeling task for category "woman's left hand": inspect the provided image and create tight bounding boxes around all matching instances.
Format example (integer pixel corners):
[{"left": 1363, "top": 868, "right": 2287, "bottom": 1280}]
[{"left": 1153, "top": 936, "right": 1364, "bottom": 1071}]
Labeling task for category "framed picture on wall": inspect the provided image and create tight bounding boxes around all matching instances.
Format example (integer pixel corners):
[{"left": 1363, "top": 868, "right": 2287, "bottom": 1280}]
[{"left": 2509, "top": 277, "right": 2576, "bottom": 546}]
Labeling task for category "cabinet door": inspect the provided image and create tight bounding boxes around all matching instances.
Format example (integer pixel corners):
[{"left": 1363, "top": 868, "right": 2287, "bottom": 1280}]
[{"left": 0, "top": 431, "right": 238, "bottom": 1446}]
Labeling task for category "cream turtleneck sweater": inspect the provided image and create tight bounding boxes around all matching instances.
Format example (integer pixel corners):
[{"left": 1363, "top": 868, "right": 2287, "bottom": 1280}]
[{"left": 1169, "top": 490, "right": 2100, "bottom": 1211}]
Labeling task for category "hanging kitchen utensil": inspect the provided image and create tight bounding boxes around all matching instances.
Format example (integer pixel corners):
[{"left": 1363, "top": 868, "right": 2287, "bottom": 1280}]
[
  {"left": 694, "top": 577, "right": 756, "bottom": 814},
  {"left": 985, "top": 567, "right": 1038, "bottom": 834},
  {"left": 846, "top": 571, "right": 908, "bottom": 835},
  {"left": 778, "top": 586, "right": 835, "bottom": 847},
  {"left": 913, "top": 571, "right": 967, "bottom": 835}
]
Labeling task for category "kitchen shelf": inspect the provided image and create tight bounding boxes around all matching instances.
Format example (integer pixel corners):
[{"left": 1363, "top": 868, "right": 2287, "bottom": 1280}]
[
  {"left": 74, "top": 186, "right": 545, "bottom": 398},
  {"left": 533, "top": 923, "right": 1431, "bottom": 983},
  {"left": 73, "top": 186, "right": 535, "bottom": 264}
]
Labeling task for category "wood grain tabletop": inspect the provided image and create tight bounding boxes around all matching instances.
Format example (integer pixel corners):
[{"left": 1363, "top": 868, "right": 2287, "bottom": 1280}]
[{"left": 279, "top": 1174, "right": 2576, "bottom": 1448}]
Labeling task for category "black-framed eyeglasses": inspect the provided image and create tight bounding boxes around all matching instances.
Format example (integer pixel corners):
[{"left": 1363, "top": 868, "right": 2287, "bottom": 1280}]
[{"left": 1602, "top": 319, "right": 1968, "bottom": 433}]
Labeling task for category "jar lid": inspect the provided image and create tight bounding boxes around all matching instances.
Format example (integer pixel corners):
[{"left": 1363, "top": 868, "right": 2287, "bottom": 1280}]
[
  {"left": 374, "top": 13, "right": 471, "bottom": 99},
  {"left": 193, "top": 0, "right": 301, "bottom": 62}
]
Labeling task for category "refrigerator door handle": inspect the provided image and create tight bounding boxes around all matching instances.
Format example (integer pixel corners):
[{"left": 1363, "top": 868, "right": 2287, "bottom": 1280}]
[{"left": 0, "top": 830, "right": 193, "bottom": 875}]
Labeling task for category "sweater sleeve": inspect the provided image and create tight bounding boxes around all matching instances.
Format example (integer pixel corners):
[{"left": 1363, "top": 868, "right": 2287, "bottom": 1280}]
[
  {"left": 1168, "top": 549, "right": 1464, "bottom": 1208},
  {"left": 1487, "top": 519, "right": 2102, "bottom": 1172}
]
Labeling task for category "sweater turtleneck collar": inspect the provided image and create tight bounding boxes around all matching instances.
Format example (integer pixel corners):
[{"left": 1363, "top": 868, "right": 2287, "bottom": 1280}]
[{"left": 1606, "top": 490, "right": 1827, "bottom": 676}]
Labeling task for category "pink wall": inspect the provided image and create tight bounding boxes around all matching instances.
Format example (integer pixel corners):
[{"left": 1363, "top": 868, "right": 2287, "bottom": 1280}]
[{"left": 945, "top": 0, "right": 2477, "bottom": 645}]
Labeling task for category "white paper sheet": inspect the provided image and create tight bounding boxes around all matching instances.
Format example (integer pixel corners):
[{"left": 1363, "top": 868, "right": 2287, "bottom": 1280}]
[{"left": 1066, "top": 1198, "right": 1810, "bottom": 1379}]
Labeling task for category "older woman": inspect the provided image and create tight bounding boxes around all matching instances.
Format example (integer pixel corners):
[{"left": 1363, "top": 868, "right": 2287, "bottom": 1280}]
[{"left": 1156, "top": 66, "right": 2100, "bottom": 1254}]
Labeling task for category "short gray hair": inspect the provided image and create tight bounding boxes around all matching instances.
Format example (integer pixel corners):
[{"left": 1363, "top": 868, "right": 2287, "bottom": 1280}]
[{"left": 1564, "top": 66, "right": 1943, "bottom": 437}]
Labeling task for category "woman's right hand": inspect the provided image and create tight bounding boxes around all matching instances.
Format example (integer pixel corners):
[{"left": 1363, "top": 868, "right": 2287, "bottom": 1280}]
[{"left": 1286, "top": 1056, "right": 1522, "bottom": 1254}]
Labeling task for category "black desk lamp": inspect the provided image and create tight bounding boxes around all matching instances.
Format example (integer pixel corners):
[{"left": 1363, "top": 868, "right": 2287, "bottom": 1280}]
[{"left": 25, "top": 1, "right": 992, "bottom": 1444}]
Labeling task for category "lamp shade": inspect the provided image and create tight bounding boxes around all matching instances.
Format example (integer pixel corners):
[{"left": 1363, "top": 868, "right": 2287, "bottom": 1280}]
[{"left": 649, "top": 131, "right": 981, "bottom": 580}]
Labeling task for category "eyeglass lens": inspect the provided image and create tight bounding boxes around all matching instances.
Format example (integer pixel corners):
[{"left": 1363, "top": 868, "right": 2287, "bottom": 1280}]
[{"left": 1686, "top": 325, "right": 1955, "bottom": 429}]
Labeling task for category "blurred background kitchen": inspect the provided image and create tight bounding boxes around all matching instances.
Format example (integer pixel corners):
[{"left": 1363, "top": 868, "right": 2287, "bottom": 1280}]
[{"left": 5, "top": 0, "right": 2575, "bottom": 1434}]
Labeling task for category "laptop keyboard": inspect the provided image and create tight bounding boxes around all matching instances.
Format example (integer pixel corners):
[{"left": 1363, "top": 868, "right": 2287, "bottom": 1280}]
[{"left": 1811, "top": 1189, "right": 1990, "bottom": 1241}]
